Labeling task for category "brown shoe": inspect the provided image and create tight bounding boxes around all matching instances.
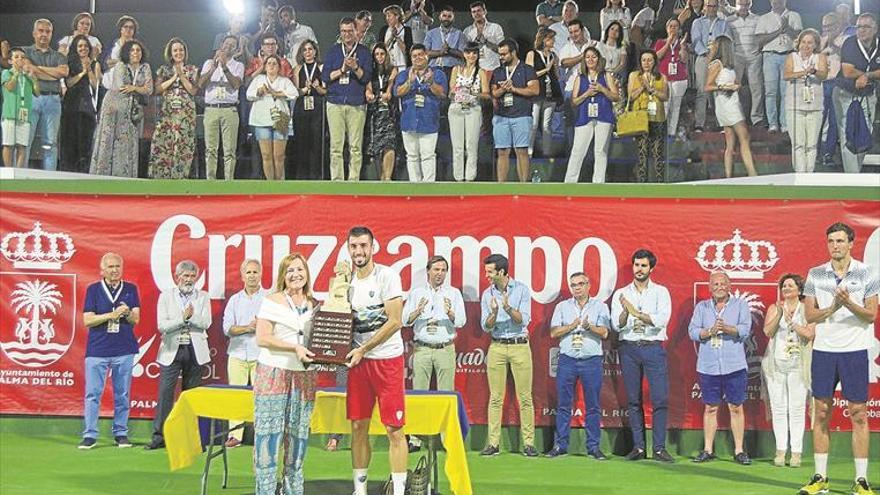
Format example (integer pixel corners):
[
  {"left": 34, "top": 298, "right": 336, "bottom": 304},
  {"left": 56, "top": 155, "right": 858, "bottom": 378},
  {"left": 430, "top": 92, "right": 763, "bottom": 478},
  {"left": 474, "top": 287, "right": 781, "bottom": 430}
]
[
  {"left": 224, "top": 438, "right": 241, "bottom": 448},
  {"left": 325, "top": 438, "right": 338, "bottom": 452}
]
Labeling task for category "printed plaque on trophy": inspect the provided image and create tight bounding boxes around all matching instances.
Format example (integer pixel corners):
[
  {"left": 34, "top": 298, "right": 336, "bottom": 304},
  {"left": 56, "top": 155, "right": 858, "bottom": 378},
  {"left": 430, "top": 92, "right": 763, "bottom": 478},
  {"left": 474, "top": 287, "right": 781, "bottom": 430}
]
[{"left": 308, "top": 261, "right": 354, "bottom": 365}]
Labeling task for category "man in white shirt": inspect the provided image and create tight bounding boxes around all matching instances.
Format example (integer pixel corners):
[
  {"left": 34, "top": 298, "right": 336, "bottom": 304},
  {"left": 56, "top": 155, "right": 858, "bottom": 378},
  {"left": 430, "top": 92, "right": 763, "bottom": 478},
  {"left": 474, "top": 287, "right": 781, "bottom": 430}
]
[
  {"left": 632, "top": 0, "right": 663, "bottom": 49},
  {"left": 611, "top": 249, "right": 674, "bottom": 463},
  {"left": 402, "top": 255, "right": 466, "bottom": 451},
  {"left": 344, "top": 226, "right": 407, "bottom": 495},
  {"left": 198, "top": 35, "right": 244, "bottom": 180},
  {"left": 221, "top": 259, "right": 266, "bottom": 448},
  {"left": 558, "top": 19, "right": 592, "bottom": 94},
  {"left": 799, "top": 222, "right": 879, "bottom": 495},
  {"left": 463, "top": 1, "right": 504, "bottom": 71},
  {"left": 727, "top": 0, "right": 764, "bottom": 125},
  {"left": 278, "top": 5, "right": 317, "bottom": 64},
  {"left": 550, "top": 0, "right": 580, "bottom": 55},
  {"left": 754, "top": 0, "right": 801, "bottom": 132},
  {"left": 145, "top": 260, "right": 212, "bottom": 451}
]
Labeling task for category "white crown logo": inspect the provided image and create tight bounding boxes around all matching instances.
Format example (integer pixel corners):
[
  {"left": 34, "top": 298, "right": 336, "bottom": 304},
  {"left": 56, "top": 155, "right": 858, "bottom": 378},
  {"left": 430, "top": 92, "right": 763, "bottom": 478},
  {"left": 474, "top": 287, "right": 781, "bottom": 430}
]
[
  {"left": 1, "top": 222, "right": 76, "bottom": 270},
  {"left": 695, "top": 229, "right": 778, "bottom": 279}
]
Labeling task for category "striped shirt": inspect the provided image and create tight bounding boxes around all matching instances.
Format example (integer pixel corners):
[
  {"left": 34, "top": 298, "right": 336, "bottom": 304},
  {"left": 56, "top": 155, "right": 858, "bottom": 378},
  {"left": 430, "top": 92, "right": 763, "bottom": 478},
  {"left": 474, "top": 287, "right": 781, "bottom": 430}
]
[
  {"left": 727, "top": 12, "right": 761, "bottom": 58},
  {"left": 804, "top": 258, "right": 880, "bottom": 352}
]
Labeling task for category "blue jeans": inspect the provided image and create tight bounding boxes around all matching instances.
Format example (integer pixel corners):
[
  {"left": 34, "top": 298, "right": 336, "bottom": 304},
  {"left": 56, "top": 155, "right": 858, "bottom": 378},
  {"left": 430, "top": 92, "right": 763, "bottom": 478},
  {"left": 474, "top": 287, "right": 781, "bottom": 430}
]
[
  {"left": 27, "top": 94, "right": 62, "bottom": 171},
  {"left": 762, "top": 52, "right": 788, "bottom": 129},
  {"left": 620, "top": 342, "right": 669, "bottom": 451},
  {"left": 554, "top": 354, "right": 603, "bottom": 451},
  {"left": 82, "top": 354, "right": 135, "bottom": 439}
]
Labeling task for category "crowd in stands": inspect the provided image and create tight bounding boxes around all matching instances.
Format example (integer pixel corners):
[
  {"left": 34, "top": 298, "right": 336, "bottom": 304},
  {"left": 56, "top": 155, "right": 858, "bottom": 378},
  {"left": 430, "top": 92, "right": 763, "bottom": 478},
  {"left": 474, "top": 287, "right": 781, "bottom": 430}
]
[{"left": 1, "top": 0, "right": 878, "bottom": 181}]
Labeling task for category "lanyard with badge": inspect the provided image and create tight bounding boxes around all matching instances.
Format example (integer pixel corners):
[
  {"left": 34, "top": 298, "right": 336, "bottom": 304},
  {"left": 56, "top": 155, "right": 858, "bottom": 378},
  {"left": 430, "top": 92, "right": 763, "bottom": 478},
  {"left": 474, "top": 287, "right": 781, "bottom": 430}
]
[
  {"left": 668, "top": 37, "right": 680, "bottom": 76},
  {"left": 781, "top": 302, "right": 801, "bottom": 358},
  {"left": 503, "top": 63, "right": 517, "bottom": 107},
  {"left": 284, "top": 293, "right": 308, "bottom": 343},
  {"left": 710, "top": 301, "right": 726, "bottom": 349},
  {"left": 856, "top": 37, "right": 879, "bottom": 90},
  {"left": 424, "top": 288, "right": 445, "bottom": 335},
  {"left": 586, "top": 72, "right": 600, "bottom": 118},
  {"left": 177, "top": 289, "right": 195, "bottom": 345},
  {"left": 414, "top": 70, "right": 429, "bottom": 107},
  {"left": 339, "top": 44, "right": 357, "bottom": 85},
  {"left": 102, "top": 281, "right": 125, "bottom": 333},
  {"left": 799, "top": 53, "right": 816, "bottom": 104},
  {"left": 17, "top": 72, "right": 30, "bottom": 123},
  {"left": 644, "top": 73, "right": 658, "bottom": 116},
  {"left": 302, "top": 62, "right": 318, "bottom": 110},
  {"left": 630, "top": 287, "right": 648, "bottom": 335},
  {"left": 538, "top": 50, "right": 553, "bottom": 94},
  {"left": 212, "top": 61, "right": 230, "bottom": 101},
  {"left": 570, "top": 300, "right": 592, "bottom": 350}
]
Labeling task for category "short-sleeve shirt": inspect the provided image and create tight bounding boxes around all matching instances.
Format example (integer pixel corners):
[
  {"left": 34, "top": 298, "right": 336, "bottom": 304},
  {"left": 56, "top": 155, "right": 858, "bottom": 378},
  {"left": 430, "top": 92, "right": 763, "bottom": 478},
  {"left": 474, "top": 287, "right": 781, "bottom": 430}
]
[
  {"left": 22, "top": 45, "right": 66, "bottom": 94},
  {"left": 83, "top": 281, "right": 140, "bottom": 358},
  {"left": 1, "top": 70, "right": 36, "bottom": 121},
  {"left": 754, "top": 10, "right": 802, "bottom": 53},
  {"left": 551, "top": 297, "right": 611, "bottom": 359},
  {"left": 536, "top": 1, "right": 564, "bottom": 21},
  {"left": 726, "top": 12, "right": 761, "bottom": 58},
  {"left": 804, "top": 258, "right": 880, "bottom": 352},
  {"left": 350, "top": 263, "right": 404, "bottom": 359},
  {"left": 424, "top": 27, "right": 467, "bottom": 68},
  {"left": 395, "top": 67, "right": 449, "bottom": 134},
  {"left": 837, "top": 36, "right": 880, "bottom": 96},
  {"left": 463, "top": 22, "right": 505, "bottom": 71},
  {"left": 491, "top": 63, "right": 538, "bottom": 118}
]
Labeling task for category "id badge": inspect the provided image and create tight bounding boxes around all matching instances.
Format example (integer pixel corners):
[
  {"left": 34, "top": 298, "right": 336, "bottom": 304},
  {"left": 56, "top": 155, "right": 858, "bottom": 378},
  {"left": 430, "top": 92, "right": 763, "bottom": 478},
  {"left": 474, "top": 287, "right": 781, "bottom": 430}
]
[
  {"left": 414, "top": 94, "right": 426, "bottom": 108},
  {"left": 426, "top": 321, "right": 438, "bottom": 335},
  {"left": 18, "top": 108, "right": 29, "bottom": 123},
  {"left": 633, "top": 318, "right": 645, "bottom": 335},
  {"left": 107, "top": 319, "right": 120, "bottom": 334},
  {"left": 169, "top": 97, "right": 183, "bottom": 111},
  {"left": 339, "top": 75, "right": 350, "bottom": 85},
  {"left": 176, "top": 332, "right": 192, "bottom": 345},
  {"left": 214, "top": 86, "right": 227, "bottom": 100},
  {"left": 545, "top": 79, "right": 552, "bottom": 95},
  {"left": 647, "top": 100, "right": 658, "bottom": 117},
  {"left": 571, "top": 331, "right": 584, "bottom": 350},
  {"left": 303, "top": 95, "right": 315, "bottom": 111},
  {"left": 668, "top": 62, "right": 678, "bottom": 76},
  {"left": 503, "top": 93, "right": 514, "bottom": 107},
  {"left": 588, "top": 102, "right": 599, "bottom": 118},
  {"left": 802, "top": 86, "right": 814, "bottom": 104},
  {"left": 710, "top": 334, "right": 722, "bottom": 349}
]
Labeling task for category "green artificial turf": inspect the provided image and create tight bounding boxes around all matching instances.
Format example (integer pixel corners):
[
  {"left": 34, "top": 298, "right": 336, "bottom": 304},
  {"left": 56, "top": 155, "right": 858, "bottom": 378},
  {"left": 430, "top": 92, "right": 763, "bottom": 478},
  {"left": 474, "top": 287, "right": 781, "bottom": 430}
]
[{"left": 1, "top": 424, "right": 877, "bottom": 495}]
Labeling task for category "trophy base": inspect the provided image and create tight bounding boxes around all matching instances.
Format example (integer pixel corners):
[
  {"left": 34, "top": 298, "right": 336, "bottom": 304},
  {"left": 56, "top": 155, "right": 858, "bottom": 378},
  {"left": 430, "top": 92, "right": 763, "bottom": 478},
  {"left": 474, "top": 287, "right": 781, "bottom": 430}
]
[{"left": 308, "top": 310, "right": 354, "bottom": 367}]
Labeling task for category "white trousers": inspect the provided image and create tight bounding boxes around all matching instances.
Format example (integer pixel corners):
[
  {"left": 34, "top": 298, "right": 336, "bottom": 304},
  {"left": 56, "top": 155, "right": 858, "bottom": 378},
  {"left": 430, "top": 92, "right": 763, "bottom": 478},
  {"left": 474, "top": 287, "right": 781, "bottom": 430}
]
[
  {"left": 666, "top": 80, "right": 688, "bottom": 137},
  {"left": 765, "top": 365, "right": 809, "bottom": 453},
  {"left": 786, "top": 109, "right": 822, "bottom": 173},
  {"left": 564, "top": 121, "right": 612, "bottom": 183},
  {"left": 402, "top": 131, "right": 438, "bottom": 182},
  {"left": 448, "top": 103, "right": 482, "bottom": 181}
]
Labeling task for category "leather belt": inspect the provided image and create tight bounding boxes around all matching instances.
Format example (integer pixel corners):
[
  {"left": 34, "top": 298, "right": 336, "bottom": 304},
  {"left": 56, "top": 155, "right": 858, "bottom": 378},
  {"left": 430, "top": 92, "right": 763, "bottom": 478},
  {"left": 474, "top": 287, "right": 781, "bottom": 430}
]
[
  {"left": 415, "top": 341, "right": 453, "bottom": 349},
  {"left": 39, "top": 91, "right": 61, "bottom": 96},
  {"left": 205, "top": 103, "right": 238, "bottom": 108},
  {"left": 492, "top": 336, "right": 529, "bottom": 345},
  {"left": 622, "top": 340, "right": 660, "bottom": 347}
]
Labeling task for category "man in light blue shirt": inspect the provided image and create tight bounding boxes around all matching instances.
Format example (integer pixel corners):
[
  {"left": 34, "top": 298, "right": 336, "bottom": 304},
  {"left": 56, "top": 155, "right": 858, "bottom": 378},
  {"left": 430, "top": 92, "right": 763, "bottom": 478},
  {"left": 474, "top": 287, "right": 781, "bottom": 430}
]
[
  {"left": 221, "top": 259, "right": 266, "bottom": 447},
  {"left": 545, "top": 272, "right": 610, "bottom": 460},
  {"left": 690, "top": 0, "right": 732, "bottom": 131},
  {"left": 424, "top": 6, "right": 466, "bottom": 78},
  {"left": 610, "top": 249, "right": 674, "bottom": 463},
  {"left": 688, "top": 271, "right": 752, "bottom": 465},
  {"left": 479, "top": 253, "right": 536, "bottom": 457}
]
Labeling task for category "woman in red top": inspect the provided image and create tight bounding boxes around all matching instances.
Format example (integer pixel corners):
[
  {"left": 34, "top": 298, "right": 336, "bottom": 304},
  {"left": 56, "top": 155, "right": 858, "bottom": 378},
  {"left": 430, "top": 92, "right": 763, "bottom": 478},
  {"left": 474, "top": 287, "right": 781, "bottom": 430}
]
[{"left": 654, "top": 17, "right": 689, "bottom": 139}]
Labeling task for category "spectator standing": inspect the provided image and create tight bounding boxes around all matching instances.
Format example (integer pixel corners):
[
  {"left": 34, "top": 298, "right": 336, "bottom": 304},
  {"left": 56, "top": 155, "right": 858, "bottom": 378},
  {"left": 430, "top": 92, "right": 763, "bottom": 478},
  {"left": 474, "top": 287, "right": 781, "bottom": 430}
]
[
  {"left": 58, "top": 12, "right": 103, "bottom": 58},
  {"left": 784, "top": 29, "right": 827, "bottom": 173},
  {"left": 755, "top": 0, "right": 802, "bottom": 133},
  {"left": 463, "top": 2, "right": 504, "bottom": 72},
  {"left": 291, "top": 40, "right": 327, "bottom": 180},
  {"left": 628, "top": 50, "right": 669, "bottom": 182},
  {"left": 2, "top": 48, "right": 39, "bottom": 168},
  {"left": 491, "top": 39, "right": 539, "bottom": 182},
  {"left": 105, "top": 16, "right": 138, "bottom": 69},
  {"left": 448, "top": 42, "right": 489, "bottom": 182},
  {"left": 655, "top": 18, "right": 689, "bottom": 138},
  {"left": 198, "top": 35, "right": 244, "bottom": 180},
  {"left": 246, "top": 54, "right": 297, "bottom": 180},
  {"left": 525, "top": 27, "right": 562, "bottom": 157},
  {"left": 278, "top": 6, "right": 317, "bottom": 68},
  {"left": 691, "top": 0, "right": 732, "bottom": 132},
  {"left": 727, "top": 0, "right": 764, "bottom": 126},
  {"left": 60, "top": 35, "right": 100, "bottom": 173},
  {"left": 366, "top": 43, "right": 400, "bottom": 182},
  {"left": 24, "top": 19, "right": 68, "bottom": 171},
  {"left": 600, "top": 0, "right": 632, "bottom": 42},
  {"left": 380, "top": 5, "right": 414, "bottom": 71}
]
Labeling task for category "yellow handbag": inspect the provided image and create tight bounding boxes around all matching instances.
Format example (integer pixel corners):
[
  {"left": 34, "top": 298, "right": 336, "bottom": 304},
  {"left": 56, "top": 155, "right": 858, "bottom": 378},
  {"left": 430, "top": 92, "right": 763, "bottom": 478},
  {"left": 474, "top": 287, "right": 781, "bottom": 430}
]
[{"left": 616, "top": 92, "right": 649, "bottom": 137}]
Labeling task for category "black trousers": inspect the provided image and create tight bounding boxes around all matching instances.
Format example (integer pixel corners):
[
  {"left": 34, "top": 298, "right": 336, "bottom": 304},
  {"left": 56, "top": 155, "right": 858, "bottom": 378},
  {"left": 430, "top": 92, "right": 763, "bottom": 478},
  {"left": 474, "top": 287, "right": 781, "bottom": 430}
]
[{"left": 151, "top": 344, "right": 202, "bottom": 440}]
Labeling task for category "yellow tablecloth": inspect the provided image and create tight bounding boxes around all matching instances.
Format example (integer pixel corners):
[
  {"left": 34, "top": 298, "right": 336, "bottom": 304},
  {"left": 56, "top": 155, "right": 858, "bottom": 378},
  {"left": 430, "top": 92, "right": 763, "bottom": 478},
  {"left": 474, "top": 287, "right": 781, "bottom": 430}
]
[{"left": 164, "top": 387, "right": 472, "bottom": 495}]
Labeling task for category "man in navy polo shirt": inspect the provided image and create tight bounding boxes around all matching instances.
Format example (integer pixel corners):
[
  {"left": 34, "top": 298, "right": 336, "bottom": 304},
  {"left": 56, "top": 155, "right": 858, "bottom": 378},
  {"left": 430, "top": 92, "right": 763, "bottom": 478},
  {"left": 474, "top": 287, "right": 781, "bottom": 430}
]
[
  {"left": 545, "top": 272, "right": 610, "bottom": 460},
  {"left": 832, "top": 12, "right": 879, "bottom": 173},
  {"left": 491, "top": 39, "right": 539, "bottom": 182},
  {"left": 323, "top": 16, "right": 374, "bottom": 181},
  {"left": 688, "top": 271, "right": 752, "bottom": 465},
  {"left": 395, "top": 44, "right": 448, "bottom": 182},
  {"left": 79, "top": 252, "right": 140, "bottom": 449}
]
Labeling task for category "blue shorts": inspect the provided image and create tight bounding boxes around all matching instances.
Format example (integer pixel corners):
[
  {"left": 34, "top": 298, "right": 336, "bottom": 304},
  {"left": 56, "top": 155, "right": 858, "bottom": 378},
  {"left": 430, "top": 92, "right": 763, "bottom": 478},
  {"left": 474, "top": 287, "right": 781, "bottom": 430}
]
[
  {"left": 699, "top": 368, "right": 747, "bottom": 406},
  {"left": 492, "top": 115, "right": 532, "bottom": 149},
  {"left": 811, "top": 349, "right": 869, "bottom": 403},
  {"left": 253, "top": 126, "right": 287, "bottom": 141}
]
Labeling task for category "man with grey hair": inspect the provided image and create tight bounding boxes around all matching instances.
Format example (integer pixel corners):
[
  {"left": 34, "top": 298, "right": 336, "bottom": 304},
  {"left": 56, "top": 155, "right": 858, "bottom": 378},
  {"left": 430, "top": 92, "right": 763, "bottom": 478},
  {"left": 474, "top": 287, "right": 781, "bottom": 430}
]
[
  {"left": 79, "top": 253, "right": 141, "bottom": 449},
  {"left": 145, "top": 260, "right": 212, "bottom": 450},
  {"left": 727, "top": 0, "right": 764, "bottom": 126},
  {"left": 549, "top": 0, "right": 579, "bottom": 53},
  {"left": 221, "top": 259, "right": 265, "bottom": 448},
  {"left": 23, "top": 18, "right": 68, "bottom": 171}
]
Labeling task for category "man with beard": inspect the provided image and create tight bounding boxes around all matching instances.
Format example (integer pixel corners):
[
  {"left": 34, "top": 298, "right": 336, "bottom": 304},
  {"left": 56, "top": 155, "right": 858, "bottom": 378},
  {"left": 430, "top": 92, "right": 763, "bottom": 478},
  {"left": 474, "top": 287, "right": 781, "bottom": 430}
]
[
  {"left": 145, "top": 260, "right": 212, "bottom": 450},
  {"left": 463, "top": 1, "right": 504, "bottom": 71},
  {"left": 402, "top": 255, "right": 466, "bottom": 452},
  {"left": 278, "top": 5, "right": 316, "bottom": 66},
  {"left": 344, "top": 226, "right": 407, "bottom": 495},
  {"left": 79, "top": 253, "right": 141, "bottom": 449},
  {"left": 611, "top": 249, "right": 674, "bottom": 463},
  {"left": 424, "top": 6, "right": 467, "bottom": 80},
  {"left": 491, "top": 39, "right": 539, "bottom": 182},
  {"left": 688, "top": 271, "right": 752, "bottom": 465},
  {"left": 799, "top": 222, "right": 879, "bottom": 495},
  {"left": 198, "top": 34, "right": 244, "bottom": 181}
]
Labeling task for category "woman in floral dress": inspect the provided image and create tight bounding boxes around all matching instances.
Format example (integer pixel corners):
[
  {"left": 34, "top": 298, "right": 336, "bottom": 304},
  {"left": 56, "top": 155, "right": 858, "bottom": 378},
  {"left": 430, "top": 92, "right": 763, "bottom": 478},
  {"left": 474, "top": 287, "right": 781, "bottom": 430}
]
[{"left": 148, "top": 37, "right": 198, "bottom": 179}]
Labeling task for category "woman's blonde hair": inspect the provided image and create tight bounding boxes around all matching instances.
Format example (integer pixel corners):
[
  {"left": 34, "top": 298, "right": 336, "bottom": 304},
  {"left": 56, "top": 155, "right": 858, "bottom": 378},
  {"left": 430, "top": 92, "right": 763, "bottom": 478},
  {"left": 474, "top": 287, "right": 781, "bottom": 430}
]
[
  {"left": 580, "top": 45, "right": 606, "bottom": 75},
  {"left": 273, "top": 253, "right": 316, "bottom": 304},
  {"left": 795, "top": 28, "right": 821, "bottom": 53}
]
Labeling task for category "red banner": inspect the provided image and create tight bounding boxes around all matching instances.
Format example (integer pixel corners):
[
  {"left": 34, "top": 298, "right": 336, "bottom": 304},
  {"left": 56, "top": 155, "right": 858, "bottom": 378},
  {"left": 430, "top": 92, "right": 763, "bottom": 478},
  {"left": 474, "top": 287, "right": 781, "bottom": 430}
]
[{"left": 1, "top": 192, "right": 878, "bottom": 432}]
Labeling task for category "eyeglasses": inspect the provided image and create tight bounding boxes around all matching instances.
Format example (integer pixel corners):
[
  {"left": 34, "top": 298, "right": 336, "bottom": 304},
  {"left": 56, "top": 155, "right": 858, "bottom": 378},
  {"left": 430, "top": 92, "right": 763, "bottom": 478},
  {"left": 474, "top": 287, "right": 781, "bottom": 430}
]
[
  {"left": 262, "top": 41, "right": 277, "bottom": 45},
  {"left": 856, "top": 24, "right": 874, "bottom": 29},
  {"left": 570, "top": 282, "right": 588, "bottom": 288}
]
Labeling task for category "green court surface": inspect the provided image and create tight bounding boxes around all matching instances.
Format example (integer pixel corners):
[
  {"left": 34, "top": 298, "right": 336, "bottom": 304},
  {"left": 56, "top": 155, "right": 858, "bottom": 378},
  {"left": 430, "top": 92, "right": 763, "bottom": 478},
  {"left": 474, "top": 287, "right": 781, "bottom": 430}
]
[{"left": 1, "top": 419, "right": 877, "bottom": 495}]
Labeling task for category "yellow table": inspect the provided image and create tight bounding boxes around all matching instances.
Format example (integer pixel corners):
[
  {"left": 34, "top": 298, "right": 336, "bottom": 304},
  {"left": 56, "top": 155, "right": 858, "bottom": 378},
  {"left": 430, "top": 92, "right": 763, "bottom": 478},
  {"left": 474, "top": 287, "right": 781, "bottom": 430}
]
[{"left": 164, "top": 386, "right": 472, "bottom": 495}]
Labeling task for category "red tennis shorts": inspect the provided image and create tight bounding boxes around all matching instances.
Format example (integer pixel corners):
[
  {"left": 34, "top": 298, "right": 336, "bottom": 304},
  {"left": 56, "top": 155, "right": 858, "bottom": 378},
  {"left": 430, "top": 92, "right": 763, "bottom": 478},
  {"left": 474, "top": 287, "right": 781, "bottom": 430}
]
[{"left": 346, "top": 355, "right": 406, "bottom": 427}]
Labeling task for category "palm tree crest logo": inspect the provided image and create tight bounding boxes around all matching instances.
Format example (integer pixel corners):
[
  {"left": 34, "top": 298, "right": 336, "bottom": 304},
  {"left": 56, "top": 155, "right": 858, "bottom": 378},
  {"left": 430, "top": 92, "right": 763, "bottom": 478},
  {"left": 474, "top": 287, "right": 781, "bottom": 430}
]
[{"left": 2, "top": 280, "right": 69, "bottom": 367}]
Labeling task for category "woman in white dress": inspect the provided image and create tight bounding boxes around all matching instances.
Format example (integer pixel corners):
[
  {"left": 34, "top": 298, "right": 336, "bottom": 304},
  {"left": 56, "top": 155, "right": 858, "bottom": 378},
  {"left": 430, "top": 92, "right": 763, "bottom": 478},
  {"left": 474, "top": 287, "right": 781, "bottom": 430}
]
[
  {"left": 783, "top": 29, "right": 827, "bottom": 173},
  {"left": 705, "top": 35, "right": 757, "bottom": 178},
  {"left": 761, "top": 274, "right": 814, "bottom": 468}
]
